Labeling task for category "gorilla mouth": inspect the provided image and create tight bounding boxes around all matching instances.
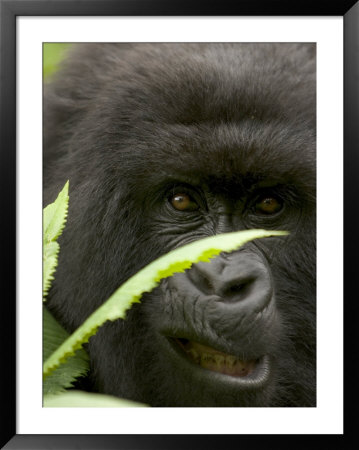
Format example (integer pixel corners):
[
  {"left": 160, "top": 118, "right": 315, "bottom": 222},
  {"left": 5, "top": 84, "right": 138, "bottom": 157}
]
[{"left": 174, "top": 338, "right": 258, "bottom": 377}]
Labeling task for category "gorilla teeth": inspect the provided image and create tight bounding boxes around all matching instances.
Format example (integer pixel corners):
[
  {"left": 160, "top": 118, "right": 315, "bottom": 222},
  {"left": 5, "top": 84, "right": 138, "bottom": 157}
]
[
  {"left": 188, "top": 348, "right": 201, "bottom": 364},
  {"left": 177, "top": 339, "right": 256, "bottom": 377}
]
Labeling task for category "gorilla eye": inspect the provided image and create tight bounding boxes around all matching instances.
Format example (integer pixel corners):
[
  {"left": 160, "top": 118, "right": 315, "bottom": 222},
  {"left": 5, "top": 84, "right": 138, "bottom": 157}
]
[
  {"left": 170, "top": 193, "right": 199, "bottom": 211},
  {"left": 255, "top": 196, "right": 283, "bottom": 215}
]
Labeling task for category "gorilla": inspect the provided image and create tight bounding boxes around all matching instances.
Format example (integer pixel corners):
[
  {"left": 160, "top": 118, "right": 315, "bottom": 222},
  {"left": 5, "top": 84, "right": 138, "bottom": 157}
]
[{"left": 44, "top": 43, "right": 316, "bottom": 407}]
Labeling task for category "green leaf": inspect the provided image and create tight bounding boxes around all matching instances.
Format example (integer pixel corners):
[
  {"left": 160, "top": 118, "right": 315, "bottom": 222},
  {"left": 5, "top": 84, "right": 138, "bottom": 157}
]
[
  {"left": 43, "top": 390, "right": 147, "bottom": 407},
  {"left": 43, "top": 241, "right": 60, "bottom": 301},
  {"left": 43, "top": 229, "right": 288, "bottom": 378},
  {"left": 43, "top": 43, "right": 70, "bottom": 78},
  {"left": 43, "top": 306, "right": 89, "bottom": 395},
  {"left": 43, "top": 180, "right": 69, "bottom": 244},
  {"left": 43, "top": 181, "right": 69, "bottom": 300}
]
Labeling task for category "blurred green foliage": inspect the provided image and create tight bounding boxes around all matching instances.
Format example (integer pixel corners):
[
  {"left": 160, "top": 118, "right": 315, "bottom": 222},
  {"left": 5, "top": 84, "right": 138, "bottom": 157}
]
[{"left": 43, "top": 43, "right": 71, "bottom": 78}]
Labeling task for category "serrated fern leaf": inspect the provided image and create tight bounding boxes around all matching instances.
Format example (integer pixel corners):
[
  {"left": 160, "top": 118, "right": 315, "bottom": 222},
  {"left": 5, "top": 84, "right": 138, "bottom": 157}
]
[
  {"left": 43, "top": 181, "right": 69, "bottom": 300},
  {"left": 43, "top": 229, "right": 288, "bottom": 378},
  {"left": 43, "top": 241, "right": 60, "bottom": 300},
  {"left": 43, "top": 390, "right": 147, "bottom": 407},
  {"left": 43, "top": 180, "right": 69, "bottom": 244},
  {"left": 43, "top": 306, "right": 89, "bottom": 395}
]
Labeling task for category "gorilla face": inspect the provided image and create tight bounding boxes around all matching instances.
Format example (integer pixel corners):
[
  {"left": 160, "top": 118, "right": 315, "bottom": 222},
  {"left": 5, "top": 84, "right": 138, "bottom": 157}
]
[{"left": 44, "top": 43, "right": 316, "bottom": 407}]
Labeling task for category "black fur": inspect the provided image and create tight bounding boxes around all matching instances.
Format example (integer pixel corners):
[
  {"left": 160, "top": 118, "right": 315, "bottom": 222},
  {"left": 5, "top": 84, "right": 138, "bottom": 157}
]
[{"left": 44, "top": 43, "right": 316, "bottom": 407}]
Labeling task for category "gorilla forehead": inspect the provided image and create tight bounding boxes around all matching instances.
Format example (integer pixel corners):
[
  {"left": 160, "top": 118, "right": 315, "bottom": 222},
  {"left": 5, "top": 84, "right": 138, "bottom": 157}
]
[
  {"left": 113, "top": 119, "right": 316, "bottom": 198},
  {"left": 74, "top": 43, "right": 316, "bottom": 188},
  {"left": 94, "top": 43, "right": 316, "bottom": 125},
  {"left": 54, "top": 43, "right": 315, "bottom": 195}
]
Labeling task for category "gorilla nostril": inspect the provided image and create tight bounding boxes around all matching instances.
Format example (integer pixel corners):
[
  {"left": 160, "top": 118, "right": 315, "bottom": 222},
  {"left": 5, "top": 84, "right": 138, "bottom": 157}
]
[
  {"left": 189, "top": 258, "right": 271, "bottom": 308},
  {"left": 202, "top": 276, "right": 215, "bottom": 295},
  {"left": 222, "top": 279, "right": 252, "bottom": 301},
  {"left": 227, "top": 283, "right": 244, "bottom": 295},
  {"left": 188, "top": 265, "right": 215, "bottom": 295}
]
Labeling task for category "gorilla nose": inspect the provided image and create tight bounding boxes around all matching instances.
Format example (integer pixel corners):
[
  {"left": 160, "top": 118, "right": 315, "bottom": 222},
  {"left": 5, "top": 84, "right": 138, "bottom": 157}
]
[{"left": 189, "top": 252, "right": 273, "bottom": 310}]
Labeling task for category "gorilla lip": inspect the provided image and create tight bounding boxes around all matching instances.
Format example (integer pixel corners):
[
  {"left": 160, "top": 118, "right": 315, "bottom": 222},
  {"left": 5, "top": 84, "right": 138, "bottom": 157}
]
[{"left": 174, "top": 338, "right": 257, "bottom": 377}]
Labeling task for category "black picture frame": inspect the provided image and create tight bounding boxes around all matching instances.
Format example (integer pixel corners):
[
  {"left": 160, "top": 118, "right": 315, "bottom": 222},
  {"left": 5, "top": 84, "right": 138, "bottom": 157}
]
[{"left": 1, "top": 1, "right": 357, "bottom": 448}]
